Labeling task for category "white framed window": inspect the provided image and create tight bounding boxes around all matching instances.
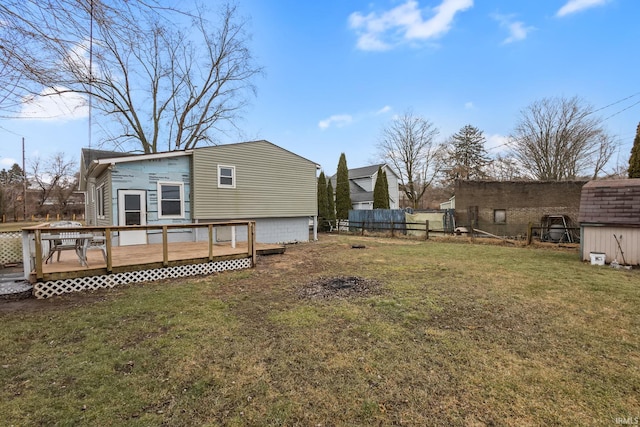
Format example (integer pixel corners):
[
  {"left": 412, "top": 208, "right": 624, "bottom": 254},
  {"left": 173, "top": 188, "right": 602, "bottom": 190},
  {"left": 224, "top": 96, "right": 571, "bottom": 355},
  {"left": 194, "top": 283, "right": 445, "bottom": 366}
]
[
  {"left": 157, "top": 181, "right": 185, "bottom": 218},
  {"left": 218, "top": 165, "right": 236, "bottom": 188},
  {"left": 96, "top": 185, "right": 106, "bottom": 219}
]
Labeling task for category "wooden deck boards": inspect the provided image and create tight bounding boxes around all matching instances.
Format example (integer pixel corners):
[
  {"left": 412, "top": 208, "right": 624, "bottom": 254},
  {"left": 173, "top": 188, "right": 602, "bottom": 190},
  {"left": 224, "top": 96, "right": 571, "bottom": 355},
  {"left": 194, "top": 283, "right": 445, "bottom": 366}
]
[{"left": 37, "top": 241, "right": 283, "bottom": 275}]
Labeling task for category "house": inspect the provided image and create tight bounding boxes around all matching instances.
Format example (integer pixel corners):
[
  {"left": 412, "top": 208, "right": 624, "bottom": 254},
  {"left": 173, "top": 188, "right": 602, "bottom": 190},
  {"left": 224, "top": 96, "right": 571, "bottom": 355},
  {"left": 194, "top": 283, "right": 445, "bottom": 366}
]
[
  {"left": 330, "top": 164, "right": 400, "bottom": 210},
  {"left": 80, "top": 140, "right": 319, "bottom": 244},
  {"left": 439, "top": 195, "right": 455, "bottom": 210},
  {"left": 578, "top": 179, "right": 640, "bottom": 265},
  {"left": 454, "top": 180, "right": 587, "bottom": 237}
]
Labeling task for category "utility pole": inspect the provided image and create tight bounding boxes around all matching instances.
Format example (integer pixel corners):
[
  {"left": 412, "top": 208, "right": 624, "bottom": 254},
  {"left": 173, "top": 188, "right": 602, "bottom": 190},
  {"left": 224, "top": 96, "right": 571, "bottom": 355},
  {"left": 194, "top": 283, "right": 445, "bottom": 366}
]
[{"left": 22, "top": 137, "right": 27, "bottom": 220}]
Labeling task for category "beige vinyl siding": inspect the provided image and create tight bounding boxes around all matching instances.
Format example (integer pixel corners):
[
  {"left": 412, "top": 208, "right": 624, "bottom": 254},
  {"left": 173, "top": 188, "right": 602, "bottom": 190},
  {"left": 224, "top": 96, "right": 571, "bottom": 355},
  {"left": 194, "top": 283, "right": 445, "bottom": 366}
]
[
  {"left": 581, "top": 226, "right": 640, "bottom": 265},
  {"left": 192, "top": 141, "right": 317, "bottom": 219},
  {"left": 96, "top": 171, "right": 112, "bottom": 227},
  {"left": 85, "top": 185, "right": 96, "bottom": 226}
]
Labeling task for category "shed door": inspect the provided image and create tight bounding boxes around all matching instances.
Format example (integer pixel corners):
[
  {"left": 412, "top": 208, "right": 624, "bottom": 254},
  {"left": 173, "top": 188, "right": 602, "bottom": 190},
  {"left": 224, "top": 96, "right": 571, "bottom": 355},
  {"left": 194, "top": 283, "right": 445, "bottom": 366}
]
[{"left": 118, "top": 190, "right": 147, "bottom": 246}]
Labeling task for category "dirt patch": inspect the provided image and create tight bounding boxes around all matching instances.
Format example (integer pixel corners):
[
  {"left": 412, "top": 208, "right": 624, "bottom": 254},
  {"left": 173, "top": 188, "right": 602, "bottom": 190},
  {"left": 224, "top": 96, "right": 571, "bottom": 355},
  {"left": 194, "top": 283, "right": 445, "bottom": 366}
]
[{"left": 298, "top": 275, "right": 382, "bottom": 300}]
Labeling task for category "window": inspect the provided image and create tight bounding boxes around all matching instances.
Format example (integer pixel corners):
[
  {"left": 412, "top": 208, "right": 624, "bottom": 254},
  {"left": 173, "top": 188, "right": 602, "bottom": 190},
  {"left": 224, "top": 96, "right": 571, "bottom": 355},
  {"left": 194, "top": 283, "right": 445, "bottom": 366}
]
[
  {"left": 96, "top": 185, "right": 105, "bottom": 219},
  {"left": 218, "top": 165, "right": 235, "bottom": 188},
  {"left": 157, "top": 182, "right": 184, "bottom": 218},
  {"left": 494, "top": 209, "right": 506, "bottom": 223}
]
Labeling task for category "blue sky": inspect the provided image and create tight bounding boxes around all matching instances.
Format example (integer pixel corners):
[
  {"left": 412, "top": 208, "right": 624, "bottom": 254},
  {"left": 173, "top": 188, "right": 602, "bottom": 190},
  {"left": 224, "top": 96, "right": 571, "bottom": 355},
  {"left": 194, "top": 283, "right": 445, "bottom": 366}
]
[{"left": 1, "top": 0, "right": 639, "bottom": 176}]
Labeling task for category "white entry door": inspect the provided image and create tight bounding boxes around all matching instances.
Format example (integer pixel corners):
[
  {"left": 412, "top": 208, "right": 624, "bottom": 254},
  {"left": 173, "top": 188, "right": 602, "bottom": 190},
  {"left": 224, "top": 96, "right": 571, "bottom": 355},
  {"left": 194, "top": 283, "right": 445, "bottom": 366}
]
[{"left": 118, "top": 190, "right": 147, "bottom": 246}]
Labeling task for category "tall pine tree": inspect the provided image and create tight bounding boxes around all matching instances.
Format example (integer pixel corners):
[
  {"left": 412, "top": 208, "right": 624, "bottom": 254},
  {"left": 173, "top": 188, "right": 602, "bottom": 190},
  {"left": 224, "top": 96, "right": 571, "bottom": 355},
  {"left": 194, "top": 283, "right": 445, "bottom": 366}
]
[
  {"left": 381, "top": 169, "right": 390, "bottom": 209},
  {"left": 446, "top": 124, "right": 490, "bottom": 181},
  {"left": 335, "top": 153, "right": 352, "bottom": 220},
  {"left": 317, "top": 172, "right": 329, "bottom": 230},
  {"left": 373, "top": 166, "right": 386, "bottom": 209},
  {"left": 326, "top": 179, "right": 336, "bottom": 229},
  {"left": 629, "top": 123, "right": 640, "bottom": 178}
]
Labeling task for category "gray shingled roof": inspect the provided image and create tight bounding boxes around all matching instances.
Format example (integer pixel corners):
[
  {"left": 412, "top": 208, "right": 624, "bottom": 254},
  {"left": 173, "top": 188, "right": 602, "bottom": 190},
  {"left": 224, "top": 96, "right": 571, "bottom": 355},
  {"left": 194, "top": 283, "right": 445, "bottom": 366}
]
[
  {"left": 81, "top": 148, "right": 130, "bottom": 169},
  {"left": 328, "top": 164, "right": 385, "bottom": 185},
  {"left": 578, "top": 179, "right": 640, "bottom": 225}
]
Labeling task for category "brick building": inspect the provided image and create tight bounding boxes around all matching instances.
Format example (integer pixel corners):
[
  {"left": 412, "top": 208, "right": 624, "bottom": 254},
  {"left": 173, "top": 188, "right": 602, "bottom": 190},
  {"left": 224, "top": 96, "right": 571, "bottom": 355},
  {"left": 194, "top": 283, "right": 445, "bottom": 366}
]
[{"left": 454, "top": 180, "right": 587, "bottom": 237}]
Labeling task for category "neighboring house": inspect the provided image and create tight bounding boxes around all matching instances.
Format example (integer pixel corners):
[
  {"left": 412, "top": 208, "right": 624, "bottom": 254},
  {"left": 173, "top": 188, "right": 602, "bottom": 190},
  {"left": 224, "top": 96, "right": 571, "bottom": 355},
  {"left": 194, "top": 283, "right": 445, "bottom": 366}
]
[
  {"left": 79, "top": 140, "right": 319, "bottom": 244},
  {"left": 439, "top": 196, "right": 455, "bottom": 210},
  {"left": 330, "top": 164, "right": 400, "bottom": 210},
  {"left": 578, "top": 179, "right": 640, "bottom": 265},
  {"left": 454, "top": 180, "right": 587, "bottom": 236}
]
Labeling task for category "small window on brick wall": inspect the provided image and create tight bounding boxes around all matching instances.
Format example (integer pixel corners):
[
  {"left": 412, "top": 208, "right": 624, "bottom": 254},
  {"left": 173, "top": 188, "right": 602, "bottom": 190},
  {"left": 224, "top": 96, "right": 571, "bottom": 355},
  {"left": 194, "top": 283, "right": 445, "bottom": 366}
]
[{"left": 494, "top": 209, "right": 506, "bottom": 223}]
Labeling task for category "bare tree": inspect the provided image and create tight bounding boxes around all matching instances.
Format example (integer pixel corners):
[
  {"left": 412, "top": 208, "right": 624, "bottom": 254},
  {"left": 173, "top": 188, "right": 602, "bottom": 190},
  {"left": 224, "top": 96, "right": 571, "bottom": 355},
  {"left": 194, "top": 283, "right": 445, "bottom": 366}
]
[
  {"left": 509, "top": 96, "right": 614, "bottom": 180},
  {"left": 0, "top": 1, "right": 262, "bottom": 153},
  {"left": 0, "top": 163, "right": 27, "bottom": 220},
  {"left": 30, "top": 153, "right": 77, "bottom": 215},
  {"left": 376, "top": 111, "right": 443, "bottom": 209},
  {"left": 485, "top": 154, "right": 526, "bottom": 181}
]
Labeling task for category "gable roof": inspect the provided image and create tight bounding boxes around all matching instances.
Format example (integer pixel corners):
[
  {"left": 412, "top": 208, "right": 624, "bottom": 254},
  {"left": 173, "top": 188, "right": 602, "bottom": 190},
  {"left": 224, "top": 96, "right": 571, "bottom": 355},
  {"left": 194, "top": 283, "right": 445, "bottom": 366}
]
[
  {"left": 348, "top": 164, "right": 384, "bottom": 179},
  {"left": 578, "top": 179, "right": 640, "bottom": 225},
  {"left": 329, "top": 163, "right": 399, "bottom": 183},
  {"left": 81, "top": 148, "right": 130, "bottom": 170},
  {"left": 79, "top": 148, "right": 133, "bottom": 190}
]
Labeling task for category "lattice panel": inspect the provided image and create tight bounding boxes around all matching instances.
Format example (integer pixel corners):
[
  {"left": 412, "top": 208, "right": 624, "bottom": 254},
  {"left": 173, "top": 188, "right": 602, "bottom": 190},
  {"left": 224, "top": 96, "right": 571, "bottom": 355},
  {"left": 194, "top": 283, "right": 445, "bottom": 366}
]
[
  {"left": 0, "top": 232, "right": 22, "bottom": 264},
  {"left": 34, "top": 258, "right": 252, "bottom": 299}
]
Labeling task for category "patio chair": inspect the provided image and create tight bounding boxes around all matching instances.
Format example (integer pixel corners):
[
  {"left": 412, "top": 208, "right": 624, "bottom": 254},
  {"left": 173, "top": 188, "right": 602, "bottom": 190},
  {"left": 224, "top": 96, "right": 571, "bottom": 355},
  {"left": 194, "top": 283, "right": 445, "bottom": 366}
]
[{"left": 87, "top": 233, "right": 107, "bottom": 262}]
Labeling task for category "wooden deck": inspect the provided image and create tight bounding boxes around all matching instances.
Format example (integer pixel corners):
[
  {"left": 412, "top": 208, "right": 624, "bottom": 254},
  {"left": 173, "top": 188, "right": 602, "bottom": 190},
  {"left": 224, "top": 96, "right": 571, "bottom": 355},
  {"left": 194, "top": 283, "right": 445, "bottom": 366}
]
[{"left": 30, "top": 241, "right": 284, "bottom": 282}]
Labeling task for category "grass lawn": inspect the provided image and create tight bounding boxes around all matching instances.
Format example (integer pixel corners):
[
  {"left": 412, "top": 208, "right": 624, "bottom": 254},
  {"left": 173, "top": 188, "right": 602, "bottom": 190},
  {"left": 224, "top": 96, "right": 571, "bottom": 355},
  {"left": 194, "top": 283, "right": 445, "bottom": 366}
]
[
  {"left": 0, "top": 222, "right": 41, "bottom": 232},
  {"left": 1, "top": 234, "right": 638, "bottom": 426}
]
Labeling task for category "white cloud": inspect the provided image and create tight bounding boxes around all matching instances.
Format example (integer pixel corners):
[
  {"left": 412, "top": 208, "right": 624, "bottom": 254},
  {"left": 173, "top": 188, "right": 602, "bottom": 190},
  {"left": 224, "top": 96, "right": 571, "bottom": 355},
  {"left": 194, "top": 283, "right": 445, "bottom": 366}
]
[
  {"left": 557, "top": 0, "right": 609, "bottom": 17},
  {"left": 486, "top": 133, "right": 510, "bottom": 152},
  {"left": 349, "top": 0, "right": 473, "bottom": 51},
  {"left": 376, "top": 105, "right": 392, "bottom": 115},
  {"left": 464, "top": 101, "right": 474, "bottom": 109},
  {"left": 318, "top": 114, "right": 353, "bottom": 130},
  {"left": 492, "top": 14, "right": 535, "bottom": 44},
  {"left": 19, "top": 87, "right": 89, "bottom": 121},
  {"left": 0, "top": 157, "right": 18, "bottom": 167}
]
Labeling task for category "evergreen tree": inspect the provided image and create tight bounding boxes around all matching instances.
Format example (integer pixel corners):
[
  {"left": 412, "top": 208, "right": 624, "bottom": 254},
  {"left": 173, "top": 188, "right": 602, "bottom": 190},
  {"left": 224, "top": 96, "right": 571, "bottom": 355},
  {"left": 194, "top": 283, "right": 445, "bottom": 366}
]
[
  {"left": 381, "top": 169, "right": 390, "bottom": 209},
  {"left": 373, "top": 166, "right": 386, "bottom": 209},
  {"left": 326, "top": 179, "right": 336, "bottom": 229},
  {"left": 445, "top": 124, "right": 490, "bottom": 181},
  {"left": 335, "top": 153, "right": 352, "bottom": 220},
  {"left": 629, "top": 123, "right": 640, "bottom": 178},
  {"left": 317, "top": 172, "right": 329, "bottom": 229}
]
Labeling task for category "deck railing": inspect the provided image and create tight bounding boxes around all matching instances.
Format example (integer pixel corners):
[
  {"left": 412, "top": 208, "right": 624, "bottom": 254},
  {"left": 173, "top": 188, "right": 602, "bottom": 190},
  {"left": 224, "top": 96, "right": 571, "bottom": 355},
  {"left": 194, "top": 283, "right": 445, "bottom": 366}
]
[{"left": 22, "top": 221, "right": 256, "bottom": 282}]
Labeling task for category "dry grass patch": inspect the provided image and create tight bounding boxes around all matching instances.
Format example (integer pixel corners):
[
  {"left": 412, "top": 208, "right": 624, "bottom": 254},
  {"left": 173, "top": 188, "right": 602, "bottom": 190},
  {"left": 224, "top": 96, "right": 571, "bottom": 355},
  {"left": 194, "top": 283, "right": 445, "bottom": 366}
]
[{"left": 1, "top": 234, "right": 638, "bottom": 425}]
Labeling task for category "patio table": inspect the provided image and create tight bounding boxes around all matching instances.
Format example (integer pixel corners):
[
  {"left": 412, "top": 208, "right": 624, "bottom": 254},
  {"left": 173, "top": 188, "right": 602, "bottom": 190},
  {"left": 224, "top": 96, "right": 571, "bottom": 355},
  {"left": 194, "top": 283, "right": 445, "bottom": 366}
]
[{"left": 42, "top": 233, "right": 95, "bottom": 267}]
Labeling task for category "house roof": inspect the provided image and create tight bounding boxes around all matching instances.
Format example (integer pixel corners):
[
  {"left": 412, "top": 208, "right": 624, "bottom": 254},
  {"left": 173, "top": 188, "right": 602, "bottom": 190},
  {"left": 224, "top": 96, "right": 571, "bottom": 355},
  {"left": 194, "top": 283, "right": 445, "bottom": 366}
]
[
  {"left": 348, "top": 164, "right": 385, "bottom": 179},
  {"left": 578, "top": 178, "right": 640, "bottom": 225},
  {"left": 81, "top": 148, "right": 130, "bottom": 170},
  {"left": 329, "top": 163, "right": 399, "bottom": 182},
  {"left": 79, "top": 148, "right": 133, "bottom": 190},
  {"left": 348, "top": 180, "right": 372, "bottom": 203}
]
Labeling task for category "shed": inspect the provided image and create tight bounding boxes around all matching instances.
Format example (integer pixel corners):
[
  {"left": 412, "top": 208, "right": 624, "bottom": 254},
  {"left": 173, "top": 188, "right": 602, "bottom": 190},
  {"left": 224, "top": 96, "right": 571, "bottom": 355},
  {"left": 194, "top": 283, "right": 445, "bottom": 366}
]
[{"left": 578, "top": 179, "right": 640, "bottom": 265}]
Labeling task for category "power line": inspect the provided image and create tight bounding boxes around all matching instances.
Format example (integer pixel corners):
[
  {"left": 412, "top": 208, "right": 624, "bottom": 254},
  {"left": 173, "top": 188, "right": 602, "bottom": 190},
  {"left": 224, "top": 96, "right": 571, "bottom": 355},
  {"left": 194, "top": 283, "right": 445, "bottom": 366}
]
[
  {"left": 591, "top": 92, "right": 640, "bottom": 115},
  {"left": 602, "top": 99, "right": 640, "bottom": 122}
]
